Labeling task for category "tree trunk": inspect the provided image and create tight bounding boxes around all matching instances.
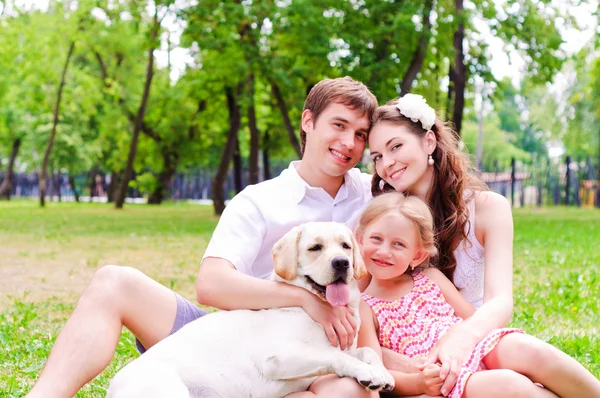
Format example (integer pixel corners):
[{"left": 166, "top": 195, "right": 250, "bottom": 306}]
[
  {"left": 448, "top": 0, "right": 466, "bottom": 136},
  {"left": 400, "top": 0, "right": 434, "bottom": 95},
  {"left": 0, "top": 138, "right": 21, "bottom": 200},
  {"left": 40, "top": 41, "right": 75, "bottom": 207},
  {"left": 271, "top": 82, "right": 302, "bottom": 158},
  {"left": 107, "top": 171, "right": 119, "bottom": 202},
  {"left": 54, "top": 170, "right": 62, "bottom": 202},
  {"left": 68, "top": 174, "right": 80, "bottom": 202},
  {"left": 115, "top": 12, "right": 159, "bottom": 209},
  {"left": 263, "top": 129, "right": 271, "bottom": 181},
  {"left": 247, "top": 73, "right": 260, "bottom": 185},
  {"left": 148, "top": 151, "right": 179, "bottom": 204},
  {"left": 211, "top": 84, "right": 243, "bottom": 215},
  {"left": 233, "top": 138, "right": 243, "bottom": 193},
  {"left": 475, "top": 83, "right": 484, "bottom": 170},
  {"left": 88, "top": 168, "right": 97, "bottom": 197}
]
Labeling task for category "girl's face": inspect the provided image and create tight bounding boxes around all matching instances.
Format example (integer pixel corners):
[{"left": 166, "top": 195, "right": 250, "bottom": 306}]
[
  {"left": 368, "top": 122, "right": 436, "bottom": 198},
  {"left": 359, "top": 212, "right": 425, "bottom": 281}
]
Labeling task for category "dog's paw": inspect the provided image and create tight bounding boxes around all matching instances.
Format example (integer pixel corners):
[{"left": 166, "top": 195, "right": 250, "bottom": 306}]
[{"left": 353, "top": 364, "right": 395, "bottom": 392}]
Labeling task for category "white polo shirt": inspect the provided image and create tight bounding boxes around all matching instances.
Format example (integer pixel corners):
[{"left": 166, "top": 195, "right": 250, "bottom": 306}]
[{"left": 202, "top": 161, "right": 373, "bottom": 279}]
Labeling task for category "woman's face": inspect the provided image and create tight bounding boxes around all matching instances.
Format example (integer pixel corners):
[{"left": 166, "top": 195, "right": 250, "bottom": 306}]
[{"left": 368, "top": 122, "right": 435, "bottom": 197}]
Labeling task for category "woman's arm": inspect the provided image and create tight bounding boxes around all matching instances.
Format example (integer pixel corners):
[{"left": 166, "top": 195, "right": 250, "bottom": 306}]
[{"left": 426, "top": 191, "right": 514, "bottom": 395}]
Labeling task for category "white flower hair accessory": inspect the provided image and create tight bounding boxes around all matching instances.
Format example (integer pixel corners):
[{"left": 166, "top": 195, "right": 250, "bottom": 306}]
[{"left": 395, "top": 94, "right": 436, "bottom": 131}]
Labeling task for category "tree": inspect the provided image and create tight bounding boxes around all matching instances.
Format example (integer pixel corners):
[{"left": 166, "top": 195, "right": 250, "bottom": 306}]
[
  {"left": 39, "top": 40, "right": 75, "bottom": 207},
  {"left": 115, "top": 4, "right": 163, "bottom": 209}
]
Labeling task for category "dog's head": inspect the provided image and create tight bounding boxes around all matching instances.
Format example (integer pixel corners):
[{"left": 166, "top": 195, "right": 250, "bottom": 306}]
[{"left": 270, "top": 222, "right": 366, "bottom": 307}]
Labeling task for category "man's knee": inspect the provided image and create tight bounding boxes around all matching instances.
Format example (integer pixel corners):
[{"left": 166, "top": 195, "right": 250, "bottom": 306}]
[{"left": 86, "top": 265, "right": 144, "bottom": 304}]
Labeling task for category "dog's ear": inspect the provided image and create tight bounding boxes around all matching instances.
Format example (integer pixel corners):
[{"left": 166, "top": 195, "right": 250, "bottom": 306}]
[
  {"left": 271, "top": 225, "right": 303, "bottom": 281},
  {"left": 351, "top": 234, "right": 367, "bottom": 280}
]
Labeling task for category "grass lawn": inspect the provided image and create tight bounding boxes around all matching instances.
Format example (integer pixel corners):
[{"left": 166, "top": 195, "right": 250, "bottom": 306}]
[{"left": 1, "top": 200, "right": 599, "bottom": 397}]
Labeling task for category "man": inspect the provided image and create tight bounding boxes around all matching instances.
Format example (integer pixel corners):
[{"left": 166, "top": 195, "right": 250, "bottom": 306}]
[{"left": 27, "top": 76, "right": 378, "bottom": 398}]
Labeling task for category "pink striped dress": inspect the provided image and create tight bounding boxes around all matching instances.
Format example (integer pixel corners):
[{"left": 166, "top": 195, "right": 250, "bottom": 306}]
[{"left": 361, "top": 271, "right": 522, "bottom": 398}]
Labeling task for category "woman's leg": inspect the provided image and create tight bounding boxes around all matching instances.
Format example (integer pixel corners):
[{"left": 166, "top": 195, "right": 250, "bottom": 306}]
[
  {"left": 483, "top": 333, "right": 600, "bottom": 398},
  {"left": 464, "top": 369, "right": 558, "bottom": 398}
]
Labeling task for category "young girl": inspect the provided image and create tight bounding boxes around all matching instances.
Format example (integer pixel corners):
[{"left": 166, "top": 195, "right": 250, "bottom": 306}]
[{"left": 356, "top": 192, "right": 600, "bottom": 398}]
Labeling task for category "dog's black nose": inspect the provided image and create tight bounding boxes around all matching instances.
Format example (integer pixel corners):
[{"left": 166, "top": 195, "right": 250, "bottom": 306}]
[{"left": 332, "top": 256, "right": 350, "bottom": 271}]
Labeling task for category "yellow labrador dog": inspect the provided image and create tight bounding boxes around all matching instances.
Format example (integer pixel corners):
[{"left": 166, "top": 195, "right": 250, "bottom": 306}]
[{"left": 107, "top": 222, "right": 394, "bottom": 398}]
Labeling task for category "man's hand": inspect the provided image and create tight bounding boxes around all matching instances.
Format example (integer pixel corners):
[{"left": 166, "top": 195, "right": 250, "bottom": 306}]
[
  {"left": 301, "top": 292, "right": 357, "bottom": 350},
  {"left": 420, "top": 363, "right": 444, "bottom": 396}
]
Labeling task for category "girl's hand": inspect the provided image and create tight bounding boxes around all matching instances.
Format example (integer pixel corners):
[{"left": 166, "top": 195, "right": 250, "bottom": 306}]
[
  {"left": 420, "top": 363, "right": 444, "bottom": 396},
  {"left": 301, "top": 291, "right": 357, "bottom": 350},
  {"left": 422, "top": 324, "right": 478, "bottom": 396}
]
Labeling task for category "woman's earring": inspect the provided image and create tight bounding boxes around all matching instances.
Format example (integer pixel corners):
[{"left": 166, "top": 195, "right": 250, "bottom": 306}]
[
  {"left": 428, "top": 155, "right": 435, "bottom": 166},
  {"left": 379, "top": 179, "right": 386, "bottom": 191}
]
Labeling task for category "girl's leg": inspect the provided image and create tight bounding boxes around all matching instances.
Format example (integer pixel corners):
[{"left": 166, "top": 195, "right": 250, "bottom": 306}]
[
  {"left": 286, "top": 375, "right": 378, "bottom": 398},
  {"left": 483, "top": 333, "right": 600, "bottom": 398},
  {"left": 464, "top": 369, "right": 558, "bottom": 398}
]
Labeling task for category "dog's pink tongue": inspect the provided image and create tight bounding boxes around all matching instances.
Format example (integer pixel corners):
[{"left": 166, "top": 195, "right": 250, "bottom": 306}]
[{"left": 325, "top": 282, "right": 350, "bottom": 307}]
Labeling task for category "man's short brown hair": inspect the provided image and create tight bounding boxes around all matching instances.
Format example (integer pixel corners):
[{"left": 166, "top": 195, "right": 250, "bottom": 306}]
[{"left": 300, "top": 77, "right": 378, "bottom": 153}]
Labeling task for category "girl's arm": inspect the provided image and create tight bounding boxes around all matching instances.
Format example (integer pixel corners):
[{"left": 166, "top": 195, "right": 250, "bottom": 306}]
[
  {"left": 357, "top": 300, "right": 433, "bottom": 396},
  {"left": 425, "top": 191, "right": 514, "bottom": 395},
  {"left": 357, "top": 300, "right": 382, "bottom": 358}
]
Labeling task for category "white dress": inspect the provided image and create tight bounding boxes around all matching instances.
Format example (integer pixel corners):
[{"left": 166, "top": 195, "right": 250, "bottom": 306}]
[{"left": 453, "top": 197, "right": 485, "bottom": 308}]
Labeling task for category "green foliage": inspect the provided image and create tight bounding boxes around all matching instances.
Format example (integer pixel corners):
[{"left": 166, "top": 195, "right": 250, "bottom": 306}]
[
  {"left": 563, "top": 47, "right": 600, "bottom": 158},
  {"left": 462, "top": 113, "right": 531, "bottom": 169},
  {"left": 0, "top": 0, "right": 598, "bottom": 199}
]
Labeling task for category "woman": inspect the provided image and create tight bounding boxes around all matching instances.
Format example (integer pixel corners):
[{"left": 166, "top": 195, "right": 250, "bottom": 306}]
[{"left": 365, "top": 94, "right": 514, "bottom": 397}]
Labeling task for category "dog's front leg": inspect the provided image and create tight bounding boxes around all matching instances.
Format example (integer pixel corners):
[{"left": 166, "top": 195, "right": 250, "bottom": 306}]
[{"left": 263, "top": 347, "right": 394, "bottom": 392}]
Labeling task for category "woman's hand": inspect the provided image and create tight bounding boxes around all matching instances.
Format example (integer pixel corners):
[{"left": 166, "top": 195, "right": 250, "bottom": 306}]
[
  {"left": 422, "top": 324, "right": 478, "bottom": 396},
  {"left": 300, "top": 291, "right": 357, "bottom": 350}
]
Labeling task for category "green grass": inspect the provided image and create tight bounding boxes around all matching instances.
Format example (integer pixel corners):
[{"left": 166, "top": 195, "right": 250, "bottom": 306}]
[{"left": 1, "top": 200, "right": 599, "bottom": 396}]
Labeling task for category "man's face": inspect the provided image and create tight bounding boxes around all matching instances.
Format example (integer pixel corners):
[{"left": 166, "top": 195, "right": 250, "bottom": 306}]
[{"left": 302, "top": 103, "right": 370, "bottom": 177}]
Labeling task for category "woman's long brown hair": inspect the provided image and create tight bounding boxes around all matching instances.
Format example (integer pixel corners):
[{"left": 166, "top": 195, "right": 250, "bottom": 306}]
[{"left": 370, "top": 102, "right": 487, "bottom": 283}]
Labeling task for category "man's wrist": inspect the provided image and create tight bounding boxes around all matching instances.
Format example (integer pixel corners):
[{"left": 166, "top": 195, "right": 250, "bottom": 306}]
[
  {"left": 293, "top": 285, "right": 310, "bottom": 308},
  {"left": 275, "top": 280, "right": 309, "bottom": 308}
]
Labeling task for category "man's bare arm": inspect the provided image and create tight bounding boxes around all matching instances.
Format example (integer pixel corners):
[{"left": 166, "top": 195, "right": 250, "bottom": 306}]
[
  {"left": 196, "top": 257, "right": 304, "bottom": 310},
  {"left": 196, "top": 257, "right": 358, "bottom": 349}
]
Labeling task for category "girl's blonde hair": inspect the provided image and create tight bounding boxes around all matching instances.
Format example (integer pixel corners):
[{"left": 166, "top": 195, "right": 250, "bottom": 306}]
[
  {"left": 356, "top": 192, "right": 438, "bottom": 265},
  {"left": 370, "top": 100, "right": 487, "bottom": 282}
]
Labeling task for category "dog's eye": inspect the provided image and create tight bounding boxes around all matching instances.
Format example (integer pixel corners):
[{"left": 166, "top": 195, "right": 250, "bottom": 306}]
[
  {"left": 308, "top": 244, "right": 322, "bottom": 252},
  {"left": 342, "top": 242, "right": 351, "bottom": 250}
]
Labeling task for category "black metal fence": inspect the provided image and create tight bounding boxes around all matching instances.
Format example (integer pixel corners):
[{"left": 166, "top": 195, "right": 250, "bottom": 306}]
[
  {"left": 2, "top": 156, "right": 599, "bottom": 208},
  {"left": 0, "top": 164, "right": 288, "bottom": 203},
  {"left": 479, "top": 156, "right": 599, "bottom": 208}
]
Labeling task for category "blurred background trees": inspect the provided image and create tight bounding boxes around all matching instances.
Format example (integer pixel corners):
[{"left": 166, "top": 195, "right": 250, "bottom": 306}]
[{"left": 0, "top": 0, "right": 598, "bottom": 212}]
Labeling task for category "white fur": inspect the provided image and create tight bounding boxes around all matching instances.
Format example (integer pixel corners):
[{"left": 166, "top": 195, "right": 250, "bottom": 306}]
[{"left": 107, "top": 222, "right": 394, "bottom": 398}]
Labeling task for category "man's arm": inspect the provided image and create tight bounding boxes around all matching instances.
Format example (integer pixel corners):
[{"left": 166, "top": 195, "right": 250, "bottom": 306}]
[
  {"left": 196, "top": 257, "right": 358, "bottom": 350},
  {"left": 196, "top": 258, "right": 304, "bottom": 310}
]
